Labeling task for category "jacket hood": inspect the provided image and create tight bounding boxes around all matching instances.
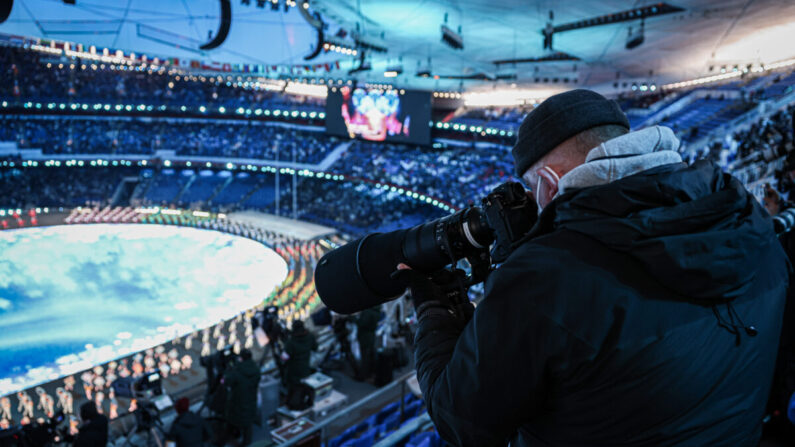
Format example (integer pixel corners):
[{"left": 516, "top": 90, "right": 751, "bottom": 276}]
[
  {"left": 538, "top": 160, "right": 776, "bottom": 303},
  {"left": 557, "top": 126, "right": 682, "bottom": 196}
]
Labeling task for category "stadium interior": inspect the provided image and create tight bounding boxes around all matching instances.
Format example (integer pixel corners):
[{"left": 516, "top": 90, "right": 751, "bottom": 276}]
[{"left": 0, "top": 0, "right": 794, "bottom": 446}]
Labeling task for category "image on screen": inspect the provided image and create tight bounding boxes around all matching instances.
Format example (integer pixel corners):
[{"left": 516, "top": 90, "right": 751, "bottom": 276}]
[{"left": 326, "top": 87, "right": 431, "bottom": 145}]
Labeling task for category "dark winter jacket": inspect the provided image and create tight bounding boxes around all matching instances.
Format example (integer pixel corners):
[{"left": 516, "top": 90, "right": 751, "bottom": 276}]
[
  {"left": 224, "top": 358, "right": 260, "bottom": 426},
  {"left": 167, "top": 411, "right": 212, "bottom": 447},
  {"left": 768, "top": 230, "right": 795, "bottom": 442},
  {"left": 72, "top": 414, "right": 109, "bottom": 447},
  {"left": 414, "top": 160, "right": 789, "bottom": 446},
  {"left": 356, "top": 307, "right": 381, "bottom": 344},
  {"left": 284, "top": 329, "right": 318, "bottom": 385}
]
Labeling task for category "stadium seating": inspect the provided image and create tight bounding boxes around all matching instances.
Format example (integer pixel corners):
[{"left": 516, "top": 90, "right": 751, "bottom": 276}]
[
  {"left": 659, "top": 97, "right": 756, "bottom": 142},
  {"left": 0, "top": 115, "right": 339, "bottom": 162},
  {"left": 325, "top": 393, "right": 430, "bottom": 447},
  {"left": 334, "top": 140, "right": 513, "bottom": 210},
  {"left": 0, "top": 45, "right": 323, "bottom": 114}
]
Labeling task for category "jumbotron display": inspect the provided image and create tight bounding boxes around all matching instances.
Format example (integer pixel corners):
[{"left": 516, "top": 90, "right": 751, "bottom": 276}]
[{"left": 325, "top": 86, "right": 431, "bottom": 145}]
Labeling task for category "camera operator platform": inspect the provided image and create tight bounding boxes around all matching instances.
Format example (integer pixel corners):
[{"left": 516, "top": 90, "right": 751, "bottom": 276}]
[{"left": 315, "top": 90, "right": 789, "bottom": 446}]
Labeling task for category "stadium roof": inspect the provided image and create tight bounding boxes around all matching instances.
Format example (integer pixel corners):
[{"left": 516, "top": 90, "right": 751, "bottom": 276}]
[{"left": 1, "top": 0, "right": 794, "bottom": 92}]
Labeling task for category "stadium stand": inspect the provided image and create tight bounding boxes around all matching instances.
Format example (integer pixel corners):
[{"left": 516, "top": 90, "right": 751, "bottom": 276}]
[
  {"left": 0, "top": 45, "right": 324, "bottom": 113},
  {"left": 0, "top": 115, "right": 339, "bottom": 162},
  {"left": 658, "top": 96, "right": 756, "bottom": 142},
  {"left": 334, "top": 141, "right": 514, "bottom": 210}
]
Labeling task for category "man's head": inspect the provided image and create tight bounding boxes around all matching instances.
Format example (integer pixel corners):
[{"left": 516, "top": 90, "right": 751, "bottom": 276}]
[
  {"left": 512, "top": 89, "right": 630, "bottom": 209},
  {"left": 79, "top": 401, "right": 99, "bottom": 422},
  {"left": 239, "top": 349, "right": 253, "bottom": 361}
]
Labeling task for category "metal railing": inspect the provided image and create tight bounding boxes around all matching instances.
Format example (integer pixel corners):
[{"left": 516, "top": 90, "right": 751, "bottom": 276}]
[{"left": 274, "top": 370, "right": 420, "bottom": 446}]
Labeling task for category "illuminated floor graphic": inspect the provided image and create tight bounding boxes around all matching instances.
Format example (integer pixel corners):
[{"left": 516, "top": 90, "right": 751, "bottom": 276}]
[{"left": 0, "top": 224, "right": 287, "bottom": 396}]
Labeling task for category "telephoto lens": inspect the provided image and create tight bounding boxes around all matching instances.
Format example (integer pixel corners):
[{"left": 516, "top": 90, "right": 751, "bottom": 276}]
[
  {"left": 314, "top": 181, "right": 536, "bottom": 314},
  {"left": 314, "top": 207, "right": 493, "bottom": 314}
]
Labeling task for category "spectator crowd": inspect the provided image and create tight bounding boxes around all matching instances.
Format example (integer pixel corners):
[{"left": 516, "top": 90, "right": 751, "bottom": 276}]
[
  {"left": 0, "top": 116, "right": 338, "bottom": 163},
  {"left": 0, "top": 45, "right": 323, "bottom": 113}
]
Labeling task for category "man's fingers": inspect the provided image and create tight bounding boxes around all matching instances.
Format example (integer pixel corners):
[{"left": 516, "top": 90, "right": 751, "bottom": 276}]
[{"left": 397, "top": 263, "right": 411, "bottom": 270}]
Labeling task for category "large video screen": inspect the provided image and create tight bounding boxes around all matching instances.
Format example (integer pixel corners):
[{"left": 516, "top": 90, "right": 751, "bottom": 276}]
[{"left": 325, "top": 86, "right": 431, "bottom": 145}]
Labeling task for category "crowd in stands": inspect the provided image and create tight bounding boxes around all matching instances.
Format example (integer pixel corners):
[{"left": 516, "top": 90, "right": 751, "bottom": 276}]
[
  {"left": 172, "top": 123, "right": 337, "bottom": 163},
  {"left": 0, "top": 166, "right": 444, "bottom": 236},
  {"left": 2, "top": 98, "right": 793, "bottom": 236},
  {"left": 451, "top": 106, "right": 530, "bottom": 130},
  {"left": 0, "top": 165, "right": 131, "bottom": 209},
  {"left": 694, "top": 105, "right": 795, "bottom": 187},
  {"left": 274, "top": 177, "right": 445, "bottom": 235},
  {"left": 0, "top": 45, "right": 323, "bottom": 112},
  {"left": 659, "top": 96, "right": 757, "bottom": 143},
  {"left": 449, "top": 70, "right": 795, "bottom": 139},
  {"left": 334, "top": 141, "right": 514, "bottom": 210},
  {"left": 0, "top": 115, "right": 338, "bottom": 162}
]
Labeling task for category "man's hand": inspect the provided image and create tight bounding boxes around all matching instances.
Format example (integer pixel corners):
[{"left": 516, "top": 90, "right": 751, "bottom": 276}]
[
  {"left": 764, "top": 183, "right": 781, "bottom": 216},
  {"left": 391, "top": 264, "right": 473, "bottom": 321}
]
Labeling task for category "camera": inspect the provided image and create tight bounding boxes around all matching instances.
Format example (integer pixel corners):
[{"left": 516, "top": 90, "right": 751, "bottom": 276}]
[
  {"left": 199, "top": 345, "right": 238, "bottom": 396},
  {"left": 112, "top": 371, "right": 164, "bottom": 400},
  {"left": 314, "top": 181, "right": 537, "bottom": 314}
]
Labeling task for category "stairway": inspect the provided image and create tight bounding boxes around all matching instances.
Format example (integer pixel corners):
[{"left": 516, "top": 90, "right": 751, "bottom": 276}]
[
  {"left": 172, "top": 174, "right": 197, "bottom": 204},
  {"left": 110, "top": 177, "right": 140, "bottom": 207}
]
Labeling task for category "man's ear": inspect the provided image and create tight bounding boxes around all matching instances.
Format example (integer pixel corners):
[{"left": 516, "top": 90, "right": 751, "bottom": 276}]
[{"left": 537, "top": 166, "right": 560, "bottom": 203}]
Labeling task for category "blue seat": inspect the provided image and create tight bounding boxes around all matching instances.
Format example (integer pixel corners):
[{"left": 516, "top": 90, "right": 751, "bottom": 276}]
[
  {"left": 406, "top": 432, "right": 433, "bottom": 447},
  {"left": 356, "top": 428, "right": 377, "bottom": 446},
  {"left": 383, "top": 412, "right": 401, "bottom": 432},
  {"left": 403, "top": 401, "right": 423, "bottom": 419},
  {"left": 351, "top": 421, "right": 369, "bottom": 436},
  {"left": 363, "top": 414, "right": 378, "bottom": 430},
  {"left": 328, "top": 426, "right": 357, "bottom": 447},
  {"left": 376, "top": 402, "right": 400, "bottom": 424},
  {"left": 398, "top": 415, "right": 416, "bottom": 430},
  {"left": 327, "top": 435, "right": 345, "bottom": 447}
]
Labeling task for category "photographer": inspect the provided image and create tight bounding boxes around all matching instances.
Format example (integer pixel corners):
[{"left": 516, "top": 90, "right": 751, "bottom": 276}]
[
  {"left": 166, "top": 397, "right": 211, "bottom": 447},
  {"left": 405, "top": 90, "right": 788, "bottom": 446},
  {"left": 283, "top": 320, "right": 318, "bottom": 387},
  {"left": 71, "top": 402, "right": 108, "bottom": 447},
  {"left": 223, "top": 350, "right": 259, "bottom": 446}
]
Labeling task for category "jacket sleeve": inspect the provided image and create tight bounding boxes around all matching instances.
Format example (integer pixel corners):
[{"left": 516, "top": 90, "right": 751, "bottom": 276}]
[{"left": 413, "top": 265, "right": 585, "bottom": 447}]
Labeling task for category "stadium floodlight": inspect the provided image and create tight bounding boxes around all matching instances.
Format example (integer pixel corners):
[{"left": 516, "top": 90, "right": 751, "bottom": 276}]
[
  {"left": 626, "top": 20, "right": 645, "bottom": 50},
  {"left": 441, "top": 24, "right": 464, "bottom": 50}
]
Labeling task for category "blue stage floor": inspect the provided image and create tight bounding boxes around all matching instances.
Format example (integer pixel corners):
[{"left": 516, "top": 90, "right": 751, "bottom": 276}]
[{"left": 0, "top": 224, "right": 287, "bottom": 396}]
